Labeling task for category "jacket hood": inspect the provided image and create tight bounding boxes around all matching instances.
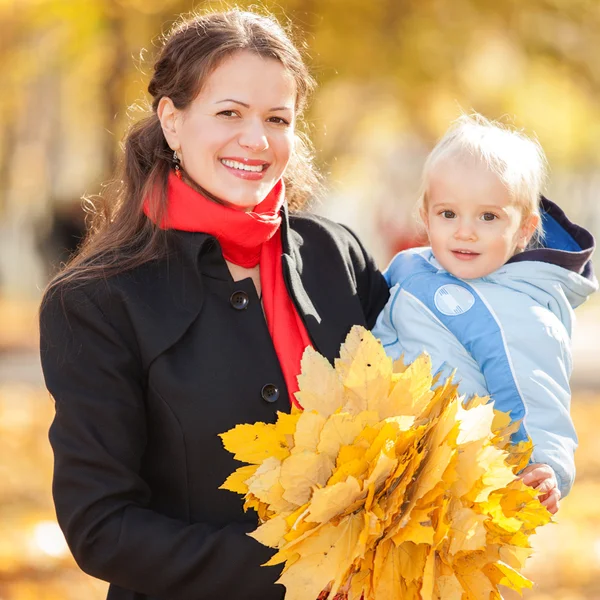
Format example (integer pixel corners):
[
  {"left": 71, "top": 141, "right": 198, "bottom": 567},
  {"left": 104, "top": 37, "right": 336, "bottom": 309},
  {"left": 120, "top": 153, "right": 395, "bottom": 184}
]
[
  {"left": 387, "top": 197, "right": 598, "bottom": 313},
  {"left": 507, "top": 196, "right": 595, "bottom": 279},
  {"left": 501, "top": 196, "right": 598, "bottom": 309}
]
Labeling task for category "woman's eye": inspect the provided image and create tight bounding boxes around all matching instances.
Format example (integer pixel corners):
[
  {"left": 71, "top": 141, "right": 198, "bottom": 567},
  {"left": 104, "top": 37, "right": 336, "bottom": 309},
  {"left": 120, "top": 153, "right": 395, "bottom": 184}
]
[
  {"left": 440, "top": 210, "right": 456, "bottom": 219},
  {"left": 481, "top": 212, "right": 498, "bottom": 221},
  {"left": 268, "top": 116, "right": 290, "bottom": 125},
  {"left": 217, "top": 110, "right": 238, "bottom": 118}
]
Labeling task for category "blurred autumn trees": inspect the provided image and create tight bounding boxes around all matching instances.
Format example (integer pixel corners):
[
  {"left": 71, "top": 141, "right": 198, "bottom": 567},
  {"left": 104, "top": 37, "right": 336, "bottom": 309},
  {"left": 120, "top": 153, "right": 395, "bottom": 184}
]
[
  {"left": 1, "top": 6, "right": 600, "bottom": 599},
  {"left": 1, "top": 0, "right": 600, "bottom": 290}
]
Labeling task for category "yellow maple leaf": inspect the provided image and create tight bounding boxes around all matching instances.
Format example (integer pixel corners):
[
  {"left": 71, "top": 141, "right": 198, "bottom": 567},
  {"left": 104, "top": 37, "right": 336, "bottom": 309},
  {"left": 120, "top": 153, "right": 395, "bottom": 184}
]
[
  {"left": 450, "top": 439, "right": 487, "bottom": 498},
  {"left": 277, "top": 513, "right": 364, "bottom": 600},
  {"left": 306, "top": 476, "right": 363, "bottom": 523},
  {"left": 391, "top": 505, "right": 435, "bottom": 546},
  {"left": 372, "top": 539, "right": 402, "bottom": 597},
  {"left": 335, "top": 326, "right": 393, "bottom": 413},
  {"left": 219, "top": 422, "right": 289, "bottom": 464},
  {"left": 364, "top": 447, "right": 398, "bottom": 491},
  {"left": 317, "top": 410, "right": 379, "bottom": 461},
  {"left": 456, "top": 401, "right": 496, "bottom": 445},
  {"left": 250, "top": 514, "right": 289, "bottom": 548},
  {"left": 483, "top": 561, "right": 533, "bottom": 593},
  {"left": 276, "top": 410, "right": 302, "bottom": 435},
  {"left": 505, "top": 439, "right": 535, "bottom": 473},
  {"left": 219, "top": 464, "right": 258, "bottom": 495},
  {"left": 499, "top": 544, "right": 534, "bottom": 570},
  {"left": 379, "top": 353, "right": 434, "bottom": 418},
  {"left": 435, "top": 572, "right": 464, "bottom": 599},
  {"left": 456, "top": 568, "right": 496, "bottom": 600},
  {"left": 295, "top": 347, "right": 344, "bottom": 417},
  {"left": 349, "top": 557, "right": 373, "bottom": 600},
  {"left": 447, "top": 506, "right": 489, "bottom": 555},
  {"left": 280, "top": 451, "right": 334, "bottom": 506},
  {"left": 292, "top": 410, "right": 327, "bottom": 453},
  {"left": 327, "top": 455, "right": 370, "bottom": 487}
]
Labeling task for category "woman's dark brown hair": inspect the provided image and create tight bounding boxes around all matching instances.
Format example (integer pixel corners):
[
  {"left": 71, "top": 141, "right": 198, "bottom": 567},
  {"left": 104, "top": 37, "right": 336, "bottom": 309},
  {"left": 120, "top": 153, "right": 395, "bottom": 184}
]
[{"left": 45, "top": 9, "right": 320, "bottom": 292}]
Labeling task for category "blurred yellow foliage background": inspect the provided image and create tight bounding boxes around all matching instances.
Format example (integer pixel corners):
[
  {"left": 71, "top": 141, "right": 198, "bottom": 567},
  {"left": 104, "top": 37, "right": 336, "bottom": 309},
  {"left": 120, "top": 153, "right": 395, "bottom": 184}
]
[
  {"left": 2, "top": 0, "right": 600, "bottom": 285},
  {"left": 1, "top": 0, "right": 600, "bottom": 598}
]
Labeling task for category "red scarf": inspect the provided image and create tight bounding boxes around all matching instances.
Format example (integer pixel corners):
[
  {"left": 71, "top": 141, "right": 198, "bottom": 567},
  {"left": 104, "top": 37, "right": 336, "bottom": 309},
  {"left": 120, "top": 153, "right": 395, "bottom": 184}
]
[{"left": 144, "top": 173, "right": 311, "bottom": 407}]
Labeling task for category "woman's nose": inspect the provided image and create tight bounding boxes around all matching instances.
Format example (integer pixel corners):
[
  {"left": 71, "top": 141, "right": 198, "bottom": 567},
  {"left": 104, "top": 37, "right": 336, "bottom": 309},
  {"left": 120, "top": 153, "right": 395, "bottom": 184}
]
[{"left": 238, "top": 119, "right": 269, "bottom": 152}]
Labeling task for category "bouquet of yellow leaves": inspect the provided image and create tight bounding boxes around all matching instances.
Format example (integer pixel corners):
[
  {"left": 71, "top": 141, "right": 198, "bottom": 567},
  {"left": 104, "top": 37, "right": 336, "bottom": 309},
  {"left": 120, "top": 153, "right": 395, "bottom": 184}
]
[{"left": 220, "top": 326, "right": 551, "bottom": 600}]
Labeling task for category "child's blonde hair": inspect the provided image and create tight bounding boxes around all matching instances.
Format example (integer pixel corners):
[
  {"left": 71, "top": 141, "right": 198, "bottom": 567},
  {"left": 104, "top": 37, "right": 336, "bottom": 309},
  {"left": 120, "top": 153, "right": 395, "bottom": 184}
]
[{"left": 418, "top": 113, "right": 548, "bottom": 240}]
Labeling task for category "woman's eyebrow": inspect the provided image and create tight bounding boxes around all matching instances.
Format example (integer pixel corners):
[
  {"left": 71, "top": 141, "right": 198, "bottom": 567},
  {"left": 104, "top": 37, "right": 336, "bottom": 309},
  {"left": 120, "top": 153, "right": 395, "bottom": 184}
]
[
  {"left": 216, "top": 99, "right": 292, "bottom": 111},
  {"left": 216, "top": 98, "right": 250, "bottom": 108}
]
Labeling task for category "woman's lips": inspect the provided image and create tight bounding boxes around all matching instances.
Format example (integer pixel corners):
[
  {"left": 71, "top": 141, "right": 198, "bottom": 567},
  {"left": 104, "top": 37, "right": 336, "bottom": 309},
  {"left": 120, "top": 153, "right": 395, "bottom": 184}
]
[
  {"left": 220, "top": 157, "right": 269, "bottom": 181},
  {"left": 451, "top": 250, "right": 480, "bottom": 261}
]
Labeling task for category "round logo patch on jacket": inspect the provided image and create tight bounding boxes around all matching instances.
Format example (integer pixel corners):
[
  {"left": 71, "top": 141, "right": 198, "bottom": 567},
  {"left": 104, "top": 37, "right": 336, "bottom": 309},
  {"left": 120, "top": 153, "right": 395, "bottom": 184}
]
[{"left": 434, "top": 284, "right": 475, "bottom": 316}]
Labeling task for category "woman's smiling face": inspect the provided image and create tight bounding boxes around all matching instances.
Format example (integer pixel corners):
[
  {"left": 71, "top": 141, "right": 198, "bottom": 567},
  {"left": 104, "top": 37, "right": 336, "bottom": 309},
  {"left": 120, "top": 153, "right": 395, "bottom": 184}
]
[{"left": 159, "top": 50, "right": 297, "bottom": 211}]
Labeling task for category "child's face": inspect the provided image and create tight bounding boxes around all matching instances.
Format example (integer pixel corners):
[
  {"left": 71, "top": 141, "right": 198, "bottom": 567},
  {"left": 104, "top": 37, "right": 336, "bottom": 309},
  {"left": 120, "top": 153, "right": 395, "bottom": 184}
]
[{"left": 422, "top": 157, "right": 538, "bottom": 280}]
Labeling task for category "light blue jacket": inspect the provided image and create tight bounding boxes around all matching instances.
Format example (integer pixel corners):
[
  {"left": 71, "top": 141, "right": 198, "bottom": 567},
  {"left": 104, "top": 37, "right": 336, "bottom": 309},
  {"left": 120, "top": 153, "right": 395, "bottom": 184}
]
[{"left": 373, "top": 199, "right": 597, "bottom": 497}]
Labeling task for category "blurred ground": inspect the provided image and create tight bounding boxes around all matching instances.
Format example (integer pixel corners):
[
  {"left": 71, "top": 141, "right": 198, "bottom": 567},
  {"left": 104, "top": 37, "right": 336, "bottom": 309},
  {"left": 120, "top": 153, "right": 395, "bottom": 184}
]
[{"left": 0, "top": 296, "right": 599, "bottom": 599}]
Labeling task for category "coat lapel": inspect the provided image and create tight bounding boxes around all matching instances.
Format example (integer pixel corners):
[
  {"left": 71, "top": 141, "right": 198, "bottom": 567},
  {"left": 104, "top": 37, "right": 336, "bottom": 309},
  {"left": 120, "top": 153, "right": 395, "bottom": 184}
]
[
  {"left": 280, "top": 207, "right": 342, "bottom": 362},
  {"left": 123, "top": 231, "right": 221, "bottom": 368}
]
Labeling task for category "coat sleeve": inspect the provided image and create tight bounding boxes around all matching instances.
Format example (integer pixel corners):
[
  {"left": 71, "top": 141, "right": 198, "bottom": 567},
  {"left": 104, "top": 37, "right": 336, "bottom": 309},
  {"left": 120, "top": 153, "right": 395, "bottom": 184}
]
[
  {"left": 39, "top": 285, "right": 282, "bottom": 600},
  {"left": 339, "top": 224, "right": 389, "bottom": 329}
]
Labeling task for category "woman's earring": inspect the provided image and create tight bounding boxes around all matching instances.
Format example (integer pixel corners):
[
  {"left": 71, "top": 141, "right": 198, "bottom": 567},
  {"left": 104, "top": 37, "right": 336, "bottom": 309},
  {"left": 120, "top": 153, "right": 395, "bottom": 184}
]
[{"left": 173, "top": 150, "right": 182, "bottom": 179}]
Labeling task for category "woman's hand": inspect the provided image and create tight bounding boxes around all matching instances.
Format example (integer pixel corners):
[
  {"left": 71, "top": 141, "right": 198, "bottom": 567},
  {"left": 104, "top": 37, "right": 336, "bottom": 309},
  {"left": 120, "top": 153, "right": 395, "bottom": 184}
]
[{"left": 519, "top": 463, "right": 561, "bottom": 514}]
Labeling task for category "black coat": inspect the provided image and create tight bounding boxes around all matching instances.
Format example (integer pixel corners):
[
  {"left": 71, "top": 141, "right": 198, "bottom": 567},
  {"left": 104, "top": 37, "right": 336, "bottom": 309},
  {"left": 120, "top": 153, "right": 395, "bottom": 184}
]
[{"left": 39, "top": 209, "right": 389, "bottom": 600}]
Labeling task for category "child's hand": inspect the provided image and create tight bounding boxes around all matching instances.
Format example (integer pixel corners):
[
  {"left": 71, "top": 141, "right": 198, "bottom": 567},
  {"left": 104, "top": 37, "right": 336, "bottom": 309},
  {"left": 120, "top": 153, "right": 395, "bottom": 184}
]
[{"left": 519, "top": 463, "right": 561, "bottom": 514}]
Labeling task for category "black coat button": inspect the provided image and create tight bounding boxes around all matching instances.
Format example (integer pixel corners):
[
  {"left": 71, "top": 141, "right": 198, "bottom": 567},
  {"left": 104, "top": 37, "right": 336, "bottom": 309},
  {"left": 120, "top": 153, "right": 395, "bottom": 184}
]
[
  {"left": 230, "top": 290, "right": 249, "bottom": 310},
  {"left": 261, "top": 384, "right": 279, "bottom": 403}
]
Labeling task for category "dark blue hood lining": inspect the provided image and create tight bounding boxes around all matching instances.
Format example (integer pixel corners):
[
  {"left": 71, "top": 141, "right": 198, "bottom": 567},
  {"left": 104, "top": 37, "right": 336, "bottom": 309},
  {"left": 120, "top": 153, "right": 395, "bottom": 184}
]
[{"left": 507, "top": 196, "right": 596, "bottom": 281}]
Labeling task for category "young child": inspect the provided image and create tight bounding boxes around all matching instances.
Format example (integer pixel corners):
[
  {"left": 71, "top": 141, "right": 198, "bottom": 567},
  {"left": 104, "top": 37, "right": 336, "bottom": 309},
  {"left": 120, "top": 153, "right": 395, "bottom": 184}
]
[{"left": 373, "top": 114, "right": 597, "bottom": 514}]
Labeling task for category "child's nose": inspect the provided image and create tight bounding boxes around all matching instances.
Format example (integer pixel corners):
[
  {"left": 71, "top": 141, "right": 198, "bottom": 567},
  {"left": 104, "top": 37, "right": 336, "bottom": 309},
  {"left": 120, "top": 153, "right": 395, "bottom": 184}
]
[{"left": 454, "top": 220, "right": 477, "bottom": 241}]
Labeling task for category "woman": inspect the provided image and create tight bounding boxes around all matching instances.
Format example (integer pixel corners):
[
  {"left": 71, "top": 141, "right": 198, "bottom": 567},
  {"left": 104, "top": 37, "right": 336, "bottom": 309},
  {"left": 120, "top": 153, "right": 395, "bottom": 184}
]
[{"left": 39, "top": 10, "right": 389, "bottom": 600}]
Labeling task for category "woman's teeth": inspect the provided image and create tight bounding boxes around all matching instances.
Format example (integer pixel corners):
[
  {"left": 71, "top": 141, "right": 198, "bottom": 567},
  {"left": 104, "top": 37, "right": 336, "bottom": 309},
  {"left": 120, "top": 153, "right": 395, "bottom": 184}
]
[{"left": 221, "top": 159, "right": 265, "bottom": 172}]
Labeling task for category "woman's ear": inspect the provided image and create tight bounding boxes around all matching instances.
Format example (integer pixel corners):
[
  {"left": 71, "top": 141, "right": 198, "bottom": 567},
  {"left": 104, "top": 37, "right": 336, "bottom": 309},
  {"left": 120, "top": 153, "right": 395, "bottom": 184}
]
[
  {"left": 157, "top": 97, "right": 181, "bottom": 151},
  {"left": 518, "top": 212, "right": 540, "bottom": 249}
]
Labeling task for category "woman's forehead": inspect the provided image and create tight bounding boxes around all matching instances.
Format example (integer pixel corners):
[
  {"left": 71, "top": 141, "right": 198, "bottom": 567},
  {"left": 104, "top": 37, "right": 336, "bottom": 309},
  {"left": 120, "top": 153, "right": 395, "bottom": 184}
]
[{"left": 198, "top": 51, "right": 297, "bottom": 107}]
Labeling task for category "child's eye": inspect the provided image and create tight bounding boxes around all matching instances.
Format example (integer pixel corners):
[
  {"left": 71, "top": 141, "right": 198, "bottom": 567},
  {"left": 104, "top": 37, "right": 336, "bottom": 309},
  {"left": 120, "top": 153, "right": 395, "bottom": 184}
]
[
  {"left": 440, "top": 210, "right": 456, "bottom": 219},
  {"left": 481, "top": 212, "right": 498, "bottom": 221}
]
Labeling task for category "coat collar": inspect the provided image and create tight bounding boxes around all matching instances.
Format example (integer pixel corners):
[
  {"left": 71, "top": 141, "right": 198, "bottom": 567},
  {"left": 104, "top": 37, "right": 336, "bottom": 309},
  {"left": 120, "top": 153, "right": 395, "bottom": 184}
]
[{"left": 131, "top": 206, "right": 331, "bottom": 366}]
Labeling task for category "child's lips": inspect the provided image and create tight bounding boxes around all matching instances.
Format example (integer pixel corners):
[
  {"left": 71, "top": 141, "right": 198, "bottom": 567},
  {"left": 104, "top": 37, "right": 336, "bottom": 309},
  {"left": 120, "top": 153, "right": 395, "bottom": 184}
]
[{"left": 451, "top": 250, "right": 480, "bottom": 261}]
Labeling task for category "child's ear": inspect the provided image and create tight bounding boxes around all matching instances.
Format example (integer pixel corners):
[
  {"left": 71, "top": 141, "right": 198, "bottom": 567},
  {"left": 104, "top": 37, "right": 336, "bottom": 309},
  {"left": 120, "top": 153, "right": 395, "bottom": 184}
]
[
  {"left": 419, "top": 205, "right": 429, "bottom": 230},
  {"left": 518, "top": 213, "right": 540, "bottom": 250}
]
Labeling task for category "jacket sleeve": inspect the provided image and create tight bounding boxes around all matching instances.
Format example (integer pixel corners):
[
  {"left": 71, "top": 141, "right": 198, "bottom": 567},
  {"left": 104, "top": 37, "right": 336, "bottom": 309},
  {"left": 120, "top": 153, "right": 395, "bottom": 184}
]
[
  {"left": 413, "top": 278, "right": 577, "bottom": 498},
  {"left": 39, "top": 285, "right": 282, "bottom": 600},
  {"left": 339, "top": 224, "right": 389, "bottom": 329},
  {"left": 372, "top": 270, "right": 577, "bottom": 497},
  {"left": 496, "top": 309, "right": 577, "bottom": 498}
]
